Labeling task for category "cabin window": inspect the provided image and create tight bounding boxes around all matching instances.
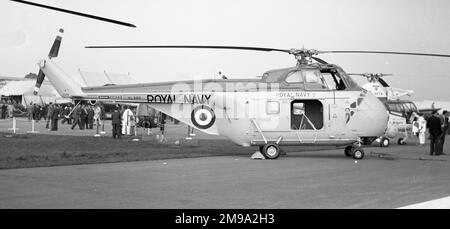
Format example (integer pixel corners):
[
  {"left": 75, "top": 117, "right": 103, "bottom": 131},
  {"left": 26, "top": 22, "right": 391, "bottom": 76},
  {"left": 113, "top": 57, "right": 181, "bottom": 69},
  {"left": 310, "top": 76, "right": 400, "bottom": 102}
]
[
  {"left": 285, "top": 71, "right": 303, "bottom": 83},
  {"left": 291, "top": 100, "right": 323, "bottom": 130},
  {"left": 266, "top": 101, "right": 280, "bottom": 115}
]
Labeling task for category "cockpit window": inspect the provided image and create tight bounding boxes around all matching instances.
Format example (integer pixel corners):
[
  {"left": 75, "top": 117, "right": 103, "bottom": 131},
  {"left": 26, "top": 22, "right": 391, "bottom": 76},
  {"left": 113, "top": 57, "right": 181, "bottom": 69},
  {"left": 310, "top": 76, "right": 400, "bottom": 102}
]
[
  {"left": 303, "top": 70, "right": 321, "bottom": 83},
  {"left": 285, "top": 71, "right": 303, "bottom": 83},
  {"left": 319, "top": 68, "right": 346, "bottom": 90}
]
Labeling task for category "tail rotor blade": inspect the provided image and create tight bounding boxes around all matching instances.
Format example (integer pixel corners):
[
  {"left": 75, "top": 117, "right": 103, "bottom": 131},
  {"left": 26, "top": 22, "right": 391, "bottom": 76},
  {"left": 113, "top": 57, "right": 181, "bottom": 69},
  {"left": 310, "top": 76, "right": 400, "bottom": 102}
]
[
  {"left": 48, "top": 29, "right": 64, "bottom": 58},
  {"left": 33, "top": 69, "right": 45, "bottom": 95}
]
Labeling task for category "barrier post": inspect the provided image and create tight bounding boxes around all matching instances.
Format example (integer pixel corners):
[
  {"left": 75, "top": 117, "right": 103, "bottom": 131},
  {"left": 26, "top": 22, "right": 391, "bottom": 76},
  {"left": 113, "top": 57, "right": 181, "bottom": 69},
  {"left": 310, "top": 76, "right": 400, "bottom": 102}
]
[
  {"left": 100, "top": 121, "right": 106, "bottom": 135},
  {"left": 27, "top": 119, "right": 39, "bottom": 134},
  {"left": 94, "top": 120, "right": 100, "bottom": 137},
  {"left": 186, "top": 126, "right": 192, "bottom": 140},
  {"left": 8, "top": 117, "right": 17, "bottom": 134}
]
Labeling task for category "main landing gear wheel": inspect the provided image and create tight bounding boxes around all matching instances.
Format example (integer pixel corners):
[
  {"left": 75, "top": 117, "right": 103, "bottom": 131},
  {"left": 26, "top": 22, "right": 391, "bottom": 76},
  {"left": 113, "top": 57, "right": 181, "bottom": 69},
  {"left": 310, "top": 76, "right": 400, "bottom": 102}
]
[
  {"left": 352, "top": 148, "right": 365, "bottom": 160},
  {"left": 380, "top": 137, "right": 390, "bottom": 147},
  {"left": 344, "top": 146, "right": 353, "bottom": 157},
  {"left": 397, "top": 138, "right": 406, "bottom": 145},
  {"left": 261, "top": 143, "right": 281, "bottom": 159}
]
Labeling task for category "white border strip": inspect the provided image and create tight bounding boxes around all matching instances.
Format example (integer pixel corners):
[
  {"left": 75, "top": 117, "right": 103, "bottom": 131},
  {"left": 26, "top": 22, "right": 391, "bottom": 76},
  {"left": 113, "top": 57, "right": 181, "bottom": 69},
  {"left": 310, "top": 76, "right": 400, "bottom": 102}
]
[{"left": 398, "top": 196, "right": 450, "bottom": 209}]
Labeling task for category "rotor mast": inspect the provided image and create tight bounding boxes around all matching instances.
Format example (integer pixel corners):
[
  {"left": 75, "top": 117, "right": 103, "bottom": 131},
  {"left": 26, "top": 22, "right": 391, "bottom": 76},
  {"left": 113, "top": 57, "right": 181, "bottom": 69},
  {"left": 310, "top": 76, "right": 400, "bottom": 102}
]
[{"left": 289, "top": 48, "right": 321, "bottom": 65}]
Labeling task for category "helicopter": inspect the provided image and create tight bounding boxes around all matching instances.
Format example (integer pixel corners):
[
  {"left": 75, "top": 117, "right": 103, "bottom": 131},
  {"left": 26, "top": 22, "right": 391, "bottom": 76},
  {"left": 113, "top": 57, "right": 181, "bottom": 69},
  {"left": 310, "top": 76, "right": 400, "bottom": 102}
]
[
  {"left": 348, "top": 73, "right": 415, "bottom": 147},
  {"left": 11, "top": 1, "right": 450, "bottom": 160},
  {"left": 348, "top": 73, "right": 441, "bottom": 147}
]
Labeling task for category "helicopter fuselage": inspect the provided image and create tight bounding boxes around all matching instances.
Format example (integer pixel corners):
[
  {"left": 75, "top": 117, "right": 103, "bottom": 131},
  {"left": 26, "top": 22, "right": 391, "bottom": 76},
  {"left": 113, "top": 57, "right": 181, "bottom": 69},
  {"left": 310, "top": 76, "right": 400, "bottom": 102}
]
[{"left": 40, "top": 58, "right": 388, "bottom": 148}]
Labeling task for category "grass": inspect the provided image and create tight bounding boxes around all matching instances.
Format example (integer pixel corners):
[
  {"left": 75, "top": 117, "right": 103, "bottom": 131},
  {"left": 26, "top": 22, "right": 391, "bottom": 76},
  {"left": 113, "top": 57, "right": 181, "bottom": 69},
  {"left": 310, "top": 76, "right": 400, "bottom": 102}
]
[{"left": 0, "top": 132, "right": 253, "bottom": 169}]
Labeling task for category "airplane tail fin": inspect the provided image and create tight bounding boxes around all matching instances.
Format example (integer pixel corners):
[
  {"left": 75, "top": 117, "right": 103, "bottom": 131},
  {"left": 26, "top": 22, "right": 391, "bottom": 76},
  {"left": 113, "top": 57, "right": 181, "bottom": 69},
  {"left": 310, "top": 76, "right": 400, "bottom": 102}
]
[{"left": 34, "top": 29, "right": 83, "bottom": 98}]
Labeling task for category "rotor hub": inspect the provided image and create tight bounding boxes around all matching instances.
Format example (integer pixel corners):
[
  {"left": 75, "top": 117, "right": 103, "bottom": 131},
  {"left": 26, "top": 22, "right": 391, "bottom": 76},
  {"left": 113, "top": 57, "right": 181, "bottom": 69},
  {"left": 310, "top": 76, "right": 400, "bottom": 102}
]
[{"left": 289, "top": 48, "right": 321, "bottom": 65}]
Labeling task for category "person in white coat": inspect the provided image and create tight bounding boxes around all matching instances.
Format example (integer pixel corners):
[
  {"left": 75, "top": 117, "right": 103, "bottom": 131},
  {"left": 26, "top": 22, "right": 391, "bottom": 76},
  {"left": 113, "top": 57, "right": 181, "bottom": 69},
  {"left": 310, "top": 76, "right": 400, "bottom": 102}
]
[
  {"left": 417, "top": 113, "right": 427, "bottom": 145},
  {"left": 122, "top": 106, "right": 134, "bottom": 135}
]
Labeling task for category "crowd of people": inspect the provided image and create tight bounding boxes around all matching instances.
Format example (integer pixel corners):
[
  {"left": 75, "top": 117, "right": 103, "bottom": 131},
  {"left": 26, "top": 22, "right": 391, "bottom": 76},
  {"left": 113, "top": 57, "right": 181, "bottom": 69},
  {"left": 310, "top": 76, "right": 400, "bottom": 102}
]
[
  {"left": 2, "top": 100, "right": 144, "bottom": 137},
  {"left": 411, "top": 110, "right": 449, "bottom": 156},
  {"left": 24, "top": 102, "right": 138, "bottom": 138}
]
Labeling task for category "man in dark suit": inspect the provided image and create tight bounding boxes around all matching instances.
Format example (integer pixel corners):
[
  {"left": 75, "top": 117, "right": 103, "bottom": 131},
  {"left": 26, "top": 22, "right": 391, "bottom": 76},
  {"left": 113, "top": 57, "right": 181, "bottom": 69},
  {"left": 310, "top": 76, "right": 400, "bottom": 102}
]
[
  {"left": 111, "top": 107, "right": 122, "bottom": 139},
  {"left": 51, "top": 104, "right": 60, "bottom": 131},
  {"left": 427, "top": 111, "right": 442, "bottom": 155},
  {"left": 439, "top": 110, "right": 449, "bottom": 155}
]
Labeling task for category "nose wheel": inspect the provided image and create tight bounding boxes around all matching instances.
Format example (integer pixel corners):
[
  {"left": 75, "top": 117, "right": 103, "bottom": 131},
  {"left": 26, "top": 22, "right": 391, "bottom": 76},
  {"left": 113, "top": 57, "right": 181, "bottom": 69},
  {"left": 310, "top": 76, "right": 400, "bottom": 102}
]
[
  {"left": 379, "top": 137, "right": 390, "bottom": 147},
  {"left": 344, "top": 145, "right": 365, "bottom": 160}
]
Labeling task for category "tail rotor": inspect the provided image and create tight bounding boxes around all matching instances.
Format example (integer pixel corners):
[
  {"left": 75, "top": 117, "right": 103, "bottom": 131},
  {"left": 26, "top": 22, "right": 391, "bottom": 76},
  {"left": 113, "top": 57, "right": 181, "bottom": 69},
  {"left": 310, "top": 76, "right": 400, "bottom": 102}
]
[{"left": 33, "top": 28, "right": 64, "bottom": 95}]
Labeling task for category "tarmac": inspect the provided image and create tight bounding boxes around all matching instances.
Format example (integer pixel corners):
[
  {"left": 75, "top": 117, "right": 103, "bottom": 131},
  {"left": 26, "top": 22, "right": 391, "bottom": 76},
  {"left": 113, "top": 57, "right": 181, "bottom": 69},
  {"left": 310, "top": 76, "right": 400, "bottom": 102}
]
[{"left": 1, "top": 132, "right": 449, "bottom": 208}]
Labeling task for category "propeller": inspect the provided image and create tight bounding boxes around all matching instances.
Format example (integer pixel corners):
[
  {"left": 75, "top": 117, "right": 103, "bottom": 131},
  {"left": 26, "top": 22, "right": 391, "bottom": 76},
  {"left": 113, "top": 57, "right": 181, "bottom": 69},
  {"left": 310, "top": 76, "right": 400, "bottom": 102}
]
[
  {"left": 10, "top": 0, "right": 136, "bottom": 28},
  {"left": 34, "top": 28, "right": 64, "bottom": 95}
]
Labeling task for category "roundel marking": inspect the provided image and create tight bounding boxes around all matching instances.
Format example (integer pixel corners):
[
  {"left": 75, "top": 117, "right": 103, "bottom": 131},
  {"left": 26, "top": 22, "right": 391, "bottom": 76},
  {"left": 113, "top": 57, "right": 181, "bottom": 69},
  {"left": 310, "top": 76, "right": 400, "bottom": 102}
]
[{"left": 191, "top": 105, "right": 216, "bottom": 129}]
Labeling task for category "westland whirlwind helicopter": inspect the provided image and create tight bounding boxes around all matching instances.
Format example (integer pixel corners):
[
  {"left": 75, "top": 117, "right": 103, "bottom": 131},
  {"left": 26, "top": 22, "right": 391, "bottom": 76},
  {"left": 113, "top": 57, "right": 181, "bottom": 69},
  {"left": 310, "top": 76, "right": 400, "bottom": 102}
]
[{"left": 11, "top": 0, "right": 450, "bottom": 160}]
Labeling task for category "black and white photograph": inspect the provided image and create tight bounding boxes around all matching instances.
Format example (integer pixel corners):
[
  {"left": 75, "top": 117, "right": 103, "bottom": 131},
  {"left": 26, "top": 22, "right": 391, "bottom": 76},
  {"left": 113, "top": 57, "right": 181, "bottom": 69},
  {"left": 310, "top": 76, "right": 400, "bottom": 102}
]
[{"left": 1, "top": 0, "right": 450, "bottom": 225}]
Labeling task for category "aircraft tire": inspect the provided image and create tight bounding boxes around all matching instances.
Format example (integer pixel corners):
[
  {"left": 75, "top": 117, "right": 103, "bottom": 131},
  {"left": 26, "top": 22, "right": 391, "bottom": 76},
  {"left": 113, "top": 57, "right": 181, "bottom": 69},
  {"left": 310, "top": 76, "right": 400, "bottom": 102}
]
[
  {"left": 344, "top": 146, "right": 353, "bottom": 157},
  {"left": 380, "top": 137, "right": 390, "bottom": 147},
  {"left": 397, "top": 138, "right": 406, "bottom": 145},
  {"left": 352, "top": 148, "right": 365, "bottom": 160},
  {"left": 262, "top": 143, "right": 280, "bottom": 159}
]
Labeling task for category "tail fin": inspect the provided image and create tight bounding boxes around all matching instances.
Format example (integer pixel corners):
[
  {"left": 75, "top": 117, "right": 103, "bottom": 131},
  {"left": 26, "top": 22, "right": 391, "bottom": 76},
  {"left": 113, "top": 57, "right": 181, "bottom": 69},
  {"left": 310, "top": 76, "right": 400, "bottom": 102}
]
[{"left": 34, "top": 29, "right": 83, "bottom": 98}]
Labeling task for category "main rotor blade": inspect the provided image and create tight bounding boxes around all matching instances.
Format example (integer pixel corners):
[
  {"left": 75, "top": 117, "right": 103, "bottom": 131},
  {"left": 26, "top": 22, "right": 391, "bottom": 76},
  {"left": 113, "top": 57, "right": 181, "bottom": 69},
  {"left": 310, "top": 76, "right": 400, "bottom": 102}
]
[
  {"left": 10, "top": 0, "right": 136, "bottom": 28},
  {"left": 312, "top": 57, "right": 328, "bottom": 64},
  {"left": 85, "top": 45, "right": 290, "bottom": 53},
  {"left": 320, "top": 50, "right": 450, "bottom": 58}
]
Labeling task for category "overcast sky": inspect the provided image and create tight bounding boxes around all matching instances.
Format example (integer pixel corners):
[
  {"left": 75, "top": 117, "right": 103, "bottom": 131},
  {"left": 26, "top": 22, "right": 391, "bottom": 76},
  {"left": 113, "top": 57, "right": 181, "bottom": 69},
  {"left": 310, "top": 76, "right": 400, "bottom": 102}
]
[{"left": 1, "top": 0, "right": 450, "bottom": 101}]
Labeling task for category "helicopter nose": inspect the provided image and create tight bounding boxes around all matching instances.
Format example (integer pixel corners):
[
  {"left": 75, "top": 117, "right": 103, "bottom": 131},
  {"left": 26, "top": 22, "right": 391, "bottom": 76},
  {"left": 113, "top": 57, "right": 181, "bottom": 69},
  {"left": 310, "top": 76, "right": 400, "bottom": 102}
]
[{"left": 358, "top": 92, "right": 388, "bottom": 137}]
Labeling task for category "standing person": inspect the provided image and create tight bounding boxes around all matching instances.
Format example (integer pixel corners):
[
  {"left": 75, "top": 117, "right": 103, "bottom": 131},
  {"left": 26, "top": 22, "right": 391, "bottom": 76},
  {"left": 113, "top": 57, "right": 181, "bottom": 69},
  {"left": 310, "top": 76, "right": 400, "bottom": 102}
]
[
  {"left": 87, "top": 105, "right": 95, "bottom": 129},
  {"left": 121, "top": 106, "right": 134, "bottom": 136},
  {"left": 93, "top": 104, "right": 103, "bottom": 130},
  {"left": 61, "top": 106, "right": 70, "bottom": 124},
  {"left": 111, "top": 107, "right": 122, "bottom": 139},
  {"left": 80, "top": 104, "right": 87, "bottom": 130},
  {"left": 27, "top": 102, "right": 33, "bottom": 121},
  {"left": 7, "top": 101, "right": 14, "bottom": 118},
  {"left": 0, "top": 101, "right": 4, "bottom": 119},
  {"left": 51, "top": 104, "right": 60, "bottom": 131},
  {"left": 427, "top": 111, "right": 442, "bottom": 156},
  {"left": 32, "top": 103, "right": 38, "bottom": 121},
  {"left": 439, "top": 110, "right": 449, "bottom": 155},
  {"left": 71, "top": 104, "right": 83, "bottom": 130},
  {"left": 35, "top": 104, "right": 42, "bottom": 121},
  {"left": 46, "top": 103, "right": 54, "bottom": 129},
  {"left": 417, "top": 113, "right": 427, "bottom": 146}
]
